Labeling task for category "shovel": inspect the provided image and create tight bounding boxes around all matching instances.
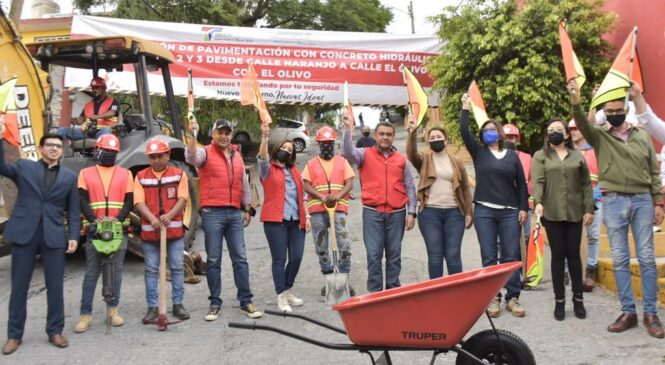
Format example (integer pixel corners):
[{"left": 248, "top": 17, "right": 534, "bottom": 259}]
[
  {"left": 144, "top": 226, "right": 182, "bottom": 331},
  {"left": 324, "top": 203, "right": 350, "bottom": 305}
]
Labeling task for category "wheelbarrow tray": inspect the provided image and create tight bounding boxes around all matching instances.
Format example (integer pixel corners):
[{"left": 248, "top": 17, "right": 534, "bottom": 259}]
[{"left": 333, "top": 262, "right": 521, "bottom": 348}]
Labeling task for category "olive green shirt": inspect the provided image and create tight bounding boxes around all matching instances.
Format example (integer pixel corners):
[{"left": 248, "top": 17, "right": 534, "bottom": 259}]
[
  {"left": 532, "top": 148, "right": 594, "bottom": 222},
  {"left": 573, "top": 103, "right": 662, "bottom": 202}
]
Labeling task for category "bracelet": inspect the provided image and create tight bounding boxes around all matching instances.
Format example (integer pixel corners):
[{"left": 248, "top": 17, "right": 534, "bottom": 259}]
[{"left": 261, "top": 138, "right": 269, "bottom": 142}]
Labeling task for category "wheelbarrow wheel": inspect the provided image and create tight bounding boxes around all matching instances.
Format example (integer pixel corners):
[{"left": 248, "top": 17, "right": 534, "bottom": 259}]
[{"left": 455, "top": 329, "right": 535, "bottom": 365}]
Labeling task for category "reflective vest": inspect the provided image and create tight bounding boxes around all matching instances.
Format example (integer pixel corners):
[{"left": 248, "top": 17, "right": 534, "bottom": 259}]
[
  {"left": 82, "top": 165, "right": 129, "bottom": 219},
  {"left": 260, "top": 162, "right": 307, "bottom": 230},
  {"left": 359, "top": 147, "right": 409, "bottom": 212},
  {"left": 517, "top": 151, "right": 534, "bottom": 209},
  {"left": 137, "top": 166, "right": 185, "bottom": 241},
  {"left": 306, "top": 156, "right": 349, "bottom": 214},
  {"left": 84, "top": 97, "right": 117, "bottom": 127},
  {"left": 199, "top": 144, "right": 244, "bottom": 208},
  {"left": 579, "top": 148, "right": 599, "bottom": 188}
]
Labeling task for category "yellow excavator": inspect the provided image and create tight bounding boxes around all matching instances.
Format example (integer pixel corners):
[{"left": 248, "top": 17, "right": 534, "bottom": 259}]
[{"left": 0, "top": 8, "right": 203, "bottom": 280}]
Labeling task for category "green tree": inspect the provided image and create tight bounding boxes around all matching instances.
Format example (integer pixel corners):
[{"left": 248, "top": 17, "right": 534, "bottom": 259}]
[{"left": 428, "top": 0, "right": 615, "bottom": 152}]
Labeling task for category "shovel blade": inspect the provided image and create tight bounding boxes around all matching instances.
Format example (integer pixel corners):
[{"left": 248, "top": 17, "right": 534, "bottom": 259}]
[{"left": 324, "top": 273, "right": 350, "bottom": 306}]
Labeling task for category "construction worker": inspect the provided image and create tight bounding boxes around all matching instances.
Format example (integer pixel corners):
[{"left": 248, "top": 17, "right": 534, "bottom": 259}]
[
  {"left": 74, "top": 134, "right": 132, "bottom": 333},
  {"left": 57, "top": 76, "right": 118, "bottom": 141},
  {"left": 186, "top": 118, "right": 262, "bottom": 320},
  {"left": 302, "top": 126, "right": 356, "bottom": 297},
  {"left": 134, "top": 138, "right": 190, "bottom": 323},
  {"left": 342, "top": 115, "right": 417, "bottom": 293}
]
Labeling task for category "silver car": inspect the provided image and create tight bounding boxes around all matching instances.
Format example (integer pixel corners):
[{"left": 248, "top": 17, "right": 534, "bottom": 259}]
[{"left": 233, "top": 118, "right": 310, "bottom": 152}]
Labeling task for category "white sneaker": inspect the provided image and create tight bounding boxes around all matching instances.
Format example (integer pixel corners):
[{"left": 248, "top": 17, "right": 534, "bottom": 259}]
[
  {"left": 277, "top": 293, "right": 293, "bottom": 313},
  {"left": 284, "top": 290, "right": 304, "bottom": 307}
]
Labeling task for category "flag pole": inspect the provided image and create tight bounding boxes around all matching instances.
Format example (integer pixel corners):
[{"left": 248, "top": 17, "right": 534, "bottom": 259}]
[{"left": 625, "top": 26, "right": 638, "bottom": 110}]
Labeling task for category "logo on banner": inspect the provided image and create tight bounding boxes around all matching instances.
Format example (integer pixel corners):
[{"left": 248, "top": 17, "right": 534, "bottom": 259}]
[{"left": 203, "top": 26, "right": 225, "bottom": 41}]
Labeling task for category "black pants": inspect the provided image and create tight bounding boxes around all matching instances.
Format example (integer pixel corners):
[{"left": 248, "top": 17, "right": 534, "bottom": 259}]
[
  {"left": 7, "top": 222, "right": 66, "bottom": 339},
  {"left": 542, "top": 219, "right": 583, "bottom": 299}
]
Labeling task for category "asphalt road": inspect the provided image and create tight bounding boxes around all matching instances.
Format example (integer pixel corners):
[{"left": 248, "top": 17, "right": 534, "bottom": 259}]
[{"left": 0, "top": 126, "right": 663, "bottom": 364}]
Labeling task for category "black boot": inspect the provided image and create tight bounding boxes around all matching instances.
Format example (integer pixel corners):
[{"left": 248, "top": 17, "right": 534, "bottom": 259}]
[
  {"left": 554, "top": 299, "right": 565, "bottom": 321},
  {"left": 573, "top": 295, "right": 586, "bottom": 319},
  {"left": 142, "top": 307, "right": 158, "bottom": 324},
  {"left": 173, "top": 304, "right": 191, "bottom": 320}
]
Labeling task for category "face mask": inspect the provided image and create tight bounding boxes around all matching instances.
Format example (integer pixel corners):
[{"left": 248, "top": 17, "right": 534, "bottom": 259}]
[
  {"left": 548, "top": 131, "right": 565, "bottom": 146},
  {"left": 606, "top": 113, "right": 626, "bottom": 127},
  {"left": 482, "top": 129, "right": 499, "bottom": 145},
  {"left": 319, "top": 142, "right": 335, "bottom": 160},
  {"left": 276, "top": 149, "right": 291, "bottom": 164},
  {"left": 504, "top": 141, "right": 516, "bottom": 150},
  {"left": 362, "top": 132, "right": 370, "bottom": 137},
  {"left": 429, "top": 140, "right": 445, "bottom": 152},
  {"left": 97, "top": 150, "right": 117, "bottom": 167}
]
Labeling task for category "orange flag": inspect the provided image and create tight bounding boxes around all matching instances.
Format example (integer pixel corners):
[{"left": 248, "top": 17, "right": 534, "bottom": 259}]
[
  {"left": 559, "top": 21, "right": 586, "bottom": 88},
  {"left": 240, "top": 64, "right": 272, "bottom": 125},
  {"left": 402, "top": 65, "right": 429, "bottom": 128},
  {"left": 468, "top": 80, "right": 489, "bottom": 128},
  {"left": 591, "top": 27, "right": 642, "bottom": 109},
  {"left": 0, "top": 77, "right": 20, "bottom": 146}
]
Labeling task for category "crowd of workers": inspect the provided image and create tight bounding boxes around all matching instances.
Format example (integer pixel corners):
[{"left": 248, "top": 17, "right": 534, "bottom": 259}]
[{"left": 0, "top": 76, "right": 664, "bottom": 356}]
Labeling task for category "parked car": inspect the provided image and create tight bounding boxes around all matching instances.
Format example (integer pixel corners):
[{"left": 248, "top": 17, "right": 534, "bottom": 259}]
[{"left": 233, "top": 118, "right": 310, "bottom": 152}]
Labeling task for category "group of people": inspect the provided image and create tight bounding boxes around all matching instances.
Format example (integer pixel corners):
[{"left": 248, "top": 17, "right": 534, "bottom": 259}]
[{"left": 1, "top": 78, "right": 664, "bottom": 356}]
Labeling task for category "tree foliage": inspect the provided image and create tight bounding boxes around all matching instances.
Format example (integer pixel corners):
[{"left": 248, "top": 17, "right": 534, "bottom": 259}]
[
  {"left": 73, "top": 0, "right": 392, "bottom": 136},
  {"left": 427, "top": 0, "right": 615, "bottom": 153}
]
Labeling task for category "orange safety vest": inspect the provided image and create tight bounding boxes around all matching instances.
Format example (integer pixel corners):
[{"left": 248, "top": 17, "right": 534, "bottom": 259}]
[
  {"left": 580, "top": 148, "right": 599, "bottom": 188},
  {"left": 305, "top": 156, "right": 349, "bottom": 214},
  {"left": 84, "top": 97, "right": 116, "bottom": 127},
  {"left": 137, "top": 166, "right": 185, "bottom": 241},
  {"left": 359, "top": 147, "right": 409, "bottom": 213},
  {"left": 199, "top": 144, "right": 244, "bottom": 208},
  {"left": 260, "top": 162, "right": 307, "bottom": 230},
  {"left": 82, "top": 165, "right": 129, "bottom": 219}
]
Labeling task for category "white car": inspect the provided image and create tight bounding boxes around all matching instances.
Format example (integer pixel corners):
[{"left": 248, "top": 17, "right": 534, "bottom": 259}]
[{"left": 233, "top": 118, "right": 310, "bottom": 152}]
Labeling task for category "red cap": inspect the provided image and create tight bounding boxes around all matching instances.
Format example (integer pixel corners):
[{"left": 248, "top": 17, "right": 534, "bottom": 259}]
[
  {"left": 95, "top": 134, "right": 120, "bottom": 152},
  {"left": 316, "top": 126, "right": 336, "bottom": 142},
  {"left": 503, "top": 124, "right": 521, "bottom": 140},
  {"left": 145, "top": 138, "right": 170, "bottom": 155},
  {"left": 90, "top": 76, "right": 107, "bottom": 89}
]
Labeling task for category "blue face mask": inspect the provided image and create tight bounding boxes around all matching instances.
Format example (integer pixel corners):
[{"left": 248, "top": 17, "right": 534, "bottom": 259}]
[{"left": 482, "top": 129, "right": 500, "bottom": 145}]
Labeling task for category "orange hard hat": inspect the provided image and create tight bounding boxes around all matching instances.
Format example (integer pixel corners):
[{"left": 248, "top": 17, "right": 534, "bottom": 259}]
[
  {"left": 145, "top": 138, "right": 170, "bottom": 155},
  {"left": 316, "top": 126, "right": 336, "bottom": 142},
  {"left": 503, "top": 124, "right": 521, "bottom": 139},
  {"left": 90, "top": 76, "right": 107, "bottom": 89},
  {"left": 95, "top": 134, "right": 120, "bottom": 152}
]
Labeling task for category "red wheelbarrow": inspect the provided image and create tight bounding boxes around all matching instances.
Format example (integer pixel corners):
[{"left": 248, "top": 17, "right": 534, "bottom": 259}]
[{"left": 230, "top": 262, "right": 535, "bottom": 364}]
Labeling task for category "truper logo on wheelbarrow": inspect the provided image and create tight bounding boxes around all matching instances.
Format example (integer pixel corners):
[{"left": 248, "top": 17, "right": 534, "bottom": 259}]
[{"left": 401, "top": 331, "right": 447, "bottom": 341}]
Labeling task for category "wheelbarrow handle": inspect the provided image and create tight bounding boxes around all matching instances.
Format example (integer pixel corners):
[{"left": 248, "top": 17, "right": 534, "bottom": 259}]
[
  {"left": 229, "top": 322, "right": 357, "bottom": 351},
  {"left": 264, "top": 309, "right": 347, "bottom": 334}
]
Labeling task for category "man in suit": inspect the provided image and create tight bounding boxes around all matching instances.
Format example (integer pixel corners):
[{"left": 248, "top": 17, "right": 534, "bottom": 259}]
[{"left": 0, "top": 119, "right": 80, "bottom": 355}]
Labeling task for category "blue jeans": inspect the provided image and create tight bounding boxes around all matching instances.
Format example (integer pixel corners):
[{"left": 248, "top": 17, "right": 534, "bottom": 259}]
[
  {"left": 264, "top": 221, "right": 305, "bottom": 294},
  {"left": 586, "top": 201, "right": 602, "bottom": 268},
  {"left": 417, "top": 207, "right": 465, "bottom": 278},
  {"left": 473, "top": 204, "right": 521, "bottom": 300},
  {"left": 143, "top": 237, "right": 185, "bottom": 307},
  {"left": 202, "top": 207, "right": 253, "bottom": 307},
  {"left": 602, "top": 193, "right": 658, "bottom": 314},
  {"left": 80, "top": 235, "right": 127, "bottom": 314},
  {"left": 362, "top": 208, "right": 406, "bottom": 292},
  {"left": 57, "top": 126, "right": 112, "bottom": 140},
  {"left": 310, "top": 212, "right": 352, "bottom": 274}
]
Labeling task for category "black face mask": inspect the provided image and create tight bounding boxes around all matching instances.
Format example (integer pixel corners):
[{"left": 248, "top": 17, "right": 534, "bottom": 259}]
[
  {"left": 319, "top": 142, "right": 335, "bottom": 160},
  {"left": 276, "top": 149, "right": 291, "bottom": 164},
  {"left": 429, "top": 140, "right": 445, "bottom": 152},
  {"left": 607, "top": 113, "right": 626, "bottom": 127},
  {"left": 97, "top": 150, "right": 117, "bottom": 167},
  {"left": 504, "top": 141, "right": 516, "bottom": 150},
  {"left": 548, "top": 131, "right": 565, "bottom": 146},
  {"left": 362, "top": 132, "right": 370, "bottom": 137}
]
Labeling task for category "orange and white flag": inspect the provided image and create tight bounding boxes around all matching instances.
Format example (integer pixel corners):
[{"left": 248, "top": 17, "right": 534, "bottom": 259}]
[
  {"left": 0, "top": 77, "right": 20, "bottom": 147},
  {"left": 559, "top": 21, "right": 586, "bottom": 89},
  {"left": 240, "top": 64, "right": 272, "bottom": 125},
  {"left": 468, "top": 80, "right": 489, "bottom": 128},
  {"left": 402, "top": 65, "right": 428, "bottom": 128}
]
